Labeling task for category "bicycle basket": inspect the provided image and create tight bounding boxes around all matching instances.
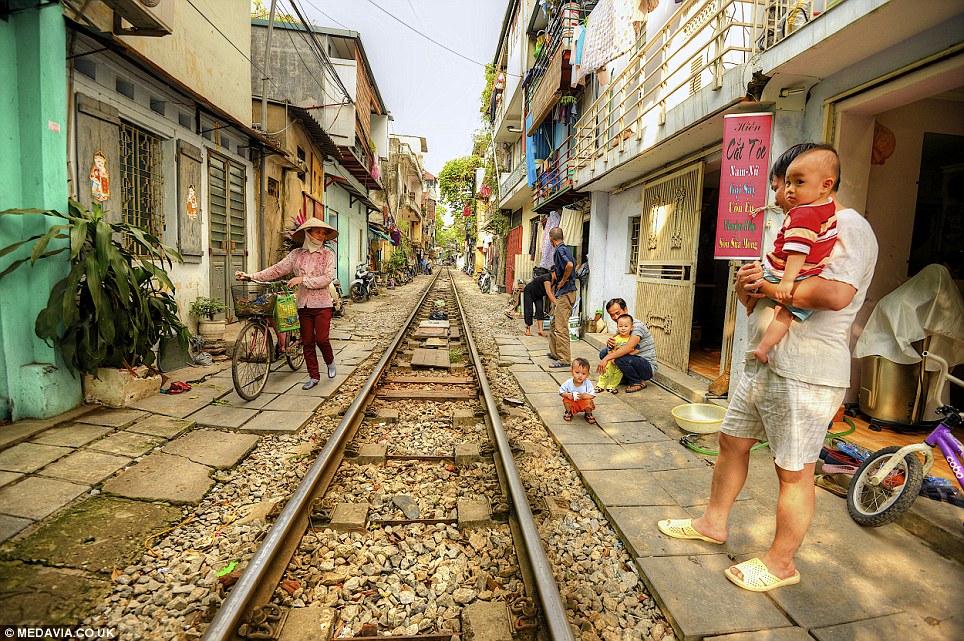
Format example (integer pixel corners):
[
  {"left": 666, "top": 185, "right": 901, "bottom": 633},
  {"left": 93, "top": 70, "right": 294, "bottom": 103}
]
[{"left": 232, "top": 284, "right": 277, "bottom": 317}]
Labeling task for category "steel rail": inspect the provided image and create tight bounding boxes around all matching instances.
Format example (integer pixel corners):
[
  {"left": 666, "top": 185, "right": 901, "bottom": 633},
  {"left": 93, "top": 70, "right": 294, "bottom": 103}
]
[
  {"left": 451, "top": 276, "right": 576, "bottom": 641},
  {"left": 202, "top": 271, "right": 441, "bottom": 641}
]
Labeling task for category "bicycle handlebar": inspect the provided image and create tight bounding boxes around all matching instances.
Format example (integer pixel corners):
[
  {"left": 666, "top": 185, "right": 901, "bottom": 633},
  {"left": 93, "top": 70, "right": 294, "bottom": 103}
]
[{"left": 923, "top": 352, "right": 964, "bottom": 410}]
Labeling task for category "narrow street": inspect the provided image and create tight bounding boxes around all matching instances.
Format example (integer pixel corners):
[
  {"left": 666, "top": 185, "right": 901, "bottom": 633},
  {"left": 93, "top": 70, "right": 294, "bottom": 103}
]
[{"left": 1, "top": 1, "right": 963, "bottom": 640}]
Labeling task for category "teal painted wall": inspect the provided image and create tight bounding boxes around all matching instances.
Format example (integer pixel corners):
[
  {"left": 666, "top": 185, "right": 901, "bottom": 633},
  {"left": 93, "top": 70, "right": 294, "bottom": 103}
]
[{"left": 0, "top": 4, "right": 82, "bottom": 420}]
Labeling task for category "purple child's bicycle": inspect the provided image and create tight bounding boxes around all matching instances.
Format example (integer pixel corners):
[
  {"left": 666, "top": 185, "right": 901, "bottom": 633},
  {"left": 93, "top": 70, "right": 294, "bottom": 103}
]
[{"left": 847, "top": 353, "right": 963, "bottom": 527}]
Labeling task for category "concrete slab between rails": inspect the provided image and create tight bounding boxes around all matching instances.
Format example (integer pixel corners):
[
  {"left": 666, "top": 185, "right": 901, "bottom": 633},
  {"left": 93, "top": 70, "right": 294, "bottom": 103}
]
[
  {"left": 457, "top": 499, "right": 492, "bottom": 529},
  {"left": 328, "top": 503, "right": 369, "bottom": 531},
  {"left": 101, "top": 452, "right": 212, "bottom": 504},
  {"left": 634, "top": 554, "right": 793, "bottom": 641},
  {"left": 454, "top": 443, "right": 481, "bottom": 465},
  {"left": 278, "top": 605, "right": 337, "bottom": 641},
  {"left": 463, "top": 601, "right": 513, "bottom": 641}
]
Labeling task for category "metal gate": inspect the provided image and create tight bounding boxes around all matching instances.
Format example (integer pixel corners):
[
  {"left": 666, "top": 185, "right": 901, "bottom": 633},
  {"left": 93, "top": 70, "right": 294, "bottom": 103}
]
[
  {"left": 208, "top": 152, "right": 247, "bottom": 320},
  {"left": 634, "top": 162, "right": 704, "bottom": 372},
  {"left": 505, "top": 226, "right": 523, "bottom": 293}
]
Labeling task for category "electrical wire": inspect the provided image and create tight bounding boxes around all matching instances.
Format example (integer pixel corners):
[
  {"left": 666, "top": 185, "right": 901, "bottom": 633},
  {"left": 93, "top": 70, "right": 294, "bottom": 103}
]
[
  {"left": 299, "top": 0, "right": 351, "bottom": 30},
  {"left": 275, "top": 12, "right": 339, "bottom": 101},
  {"left": 279, "top": 6, "right": 344, "bottom": 91},
  {"left": 361, "top": 0, "right": 520, "bottom": 76},
  {"left": 288, "top": 0, "right": 355, "bottom": 104}
]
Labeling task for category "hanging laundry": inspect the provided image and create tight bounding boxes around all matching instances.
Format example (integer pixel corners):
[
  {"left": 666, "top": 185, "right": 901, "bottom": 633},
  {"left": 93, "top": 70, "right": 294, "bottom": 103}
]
[
  {"left": 539, "top": 210, "right": 563, "bottom": 270},
  {"left": 572, "top": 0, "right": 647, "bottom": 87},
  {"left": 525, "top": 113, "right": 538, "bottom": 187}
]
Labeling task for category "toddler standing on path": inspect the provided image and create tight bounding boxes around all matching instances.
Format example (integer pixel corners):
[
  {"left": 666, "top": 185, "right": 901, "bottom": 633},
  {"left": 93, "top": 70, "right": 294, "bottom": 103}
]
[{"left": 559, "top": 358, "right": 597, "bottom": 424}]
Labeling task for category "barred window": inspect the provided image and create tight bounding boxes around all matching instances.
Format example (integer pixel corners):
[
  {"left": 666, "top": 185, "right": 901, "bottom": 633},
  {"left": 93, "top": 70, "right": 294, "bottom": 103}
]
[
  {"left": 120, "top": 122, "right": 163, "bottom": 252},
  {"left": 628, "top": 216, "right": 641, "bottom": 273}
]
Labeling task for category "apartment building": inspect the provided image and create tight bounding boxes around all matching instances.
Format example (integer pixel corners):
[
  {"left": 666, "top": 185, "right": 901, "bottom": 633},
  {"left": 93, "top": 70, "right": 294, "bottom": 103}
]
[{"left": 568, "top": 0, "right": 963, "bottom": 398}]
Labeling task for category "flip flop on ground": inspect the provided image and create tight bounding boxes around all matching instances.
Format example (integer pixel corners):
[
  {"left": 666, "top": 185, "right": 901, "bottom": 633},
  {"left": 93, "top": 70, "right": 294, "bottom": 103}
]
[
  {"left": 656, "top": 518, "right": 724, "bottom": 544},
  {"left": 549, "top": 361, "right": 570, "bottom": 368},
  {"left": 724, "top": 558, "right": 800, "bottom": 592},
  {"left": 564, "top": 411, "right": 573, "bottom": 421}
]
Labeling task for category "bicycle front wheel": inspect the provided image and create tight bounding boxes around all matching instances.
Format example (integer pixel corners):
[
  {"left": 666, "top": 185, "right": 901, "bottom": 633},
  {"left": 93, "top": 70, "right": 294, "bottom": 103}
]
[
  {"left": 282, "top": 330, "right": 305, "bottom": 371},
  {"left": 232, "top": 321, "right": 272, "bottom": 400},
  {"left": 847, "top": 446, "right": 924, "bottom": 527}
]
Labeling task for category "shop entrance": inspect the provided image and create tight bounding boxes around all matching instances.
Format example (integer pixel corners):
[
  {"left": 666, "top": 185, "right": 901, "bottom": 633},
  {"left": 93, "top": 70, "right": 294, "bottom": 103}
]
[{"left": 689, "top": 155, "right": 733, "bottom": 380}]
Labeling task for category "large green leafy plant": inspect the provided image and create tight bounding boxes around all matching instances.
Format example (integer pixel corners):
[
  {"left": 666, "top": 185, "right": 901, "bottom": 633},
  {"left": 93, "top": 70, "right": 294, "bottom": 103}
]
[{"left": 0, "top": 200, "right": 190, "bottom": 375}]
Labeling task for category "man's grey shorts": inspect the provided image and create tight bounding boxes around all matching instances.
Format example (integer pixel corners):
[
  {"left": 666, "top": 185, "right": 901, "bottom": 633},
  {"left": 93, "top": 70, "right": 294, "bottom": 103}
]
[{"left": 720, "top": 359, "right": 845, "bottom": 471}]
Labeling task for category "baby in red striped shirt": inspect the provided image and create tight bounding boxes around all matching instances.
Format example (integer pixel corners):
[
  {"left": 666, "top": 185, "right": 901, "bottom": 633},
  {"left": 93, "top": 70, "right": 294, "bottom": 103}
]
[{"left": 751, "top": 149, "right": 839, "bottom": 363}]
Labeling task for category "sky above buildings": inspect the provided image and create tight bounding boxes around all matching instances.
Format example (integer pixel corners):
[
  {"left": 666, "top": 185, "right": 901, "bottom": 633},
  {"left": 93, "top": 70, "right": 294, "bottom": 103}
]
[{"left": 296, "top": 0, "right": 506, "bottom": 175}]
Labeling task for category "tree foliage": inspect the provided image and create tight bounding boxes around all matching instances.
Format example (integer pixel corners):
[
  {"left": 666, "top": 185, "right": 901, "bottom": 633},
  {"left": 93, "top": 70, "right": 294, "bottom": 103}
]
[
  {"left": 479, "top": 63, "right": 496, "bottom": 114},
  {"left": 438, "top": 155, "right": 483, "bottom": 219},
  {"left": 251, "top": 0, "right": 297, "bottom": 21}
]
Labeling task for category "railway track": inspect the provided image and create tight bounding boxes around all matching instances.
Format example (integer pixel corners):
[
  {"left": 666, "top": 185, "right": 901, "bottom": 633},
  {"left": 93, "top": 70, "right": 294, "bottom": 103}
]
[{"left": 202, "top": 269, "right": 573, "bottom": 640}]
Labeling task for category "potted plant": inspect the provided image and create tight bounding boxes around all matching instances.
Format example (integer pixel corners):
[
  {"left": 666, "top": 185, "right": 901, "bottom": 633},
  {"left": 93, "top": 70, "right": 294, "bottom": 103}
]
[
  {"left": 0, "top": 200, "right": 190, "bottom": 407},
  {"left": 190, "top": 296, "right": 227, "bottom": 345}
]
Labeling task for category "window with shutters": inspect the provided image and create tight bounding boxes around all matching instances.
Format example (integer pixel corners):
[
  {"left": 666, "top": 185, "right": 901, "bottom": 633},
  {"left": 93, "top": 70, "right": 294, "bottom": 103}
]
[
  {"left": 119, "top": 121, "right": 163, "bottom": 253},
  {"left": 628, "top": 216, "right": 641, "bottom": 273},
  {"left": 208, "top": 153, "right": 246, "bottom": 255}
]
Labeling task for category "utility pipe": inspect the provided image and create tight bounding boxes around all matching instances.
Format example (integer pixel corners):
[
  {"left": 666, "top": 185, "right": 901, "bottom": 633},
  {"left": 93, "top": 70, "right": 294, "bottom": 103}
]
[{"left": 258, "top": 0, "right": 278, "bottom": 268}]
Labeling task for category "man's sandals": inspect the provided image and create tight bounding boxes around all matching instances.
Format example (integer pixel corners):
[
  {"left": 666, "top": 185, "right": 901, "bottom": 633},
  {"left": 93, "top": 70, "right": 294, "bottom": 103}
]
[{"left": 657, "top": 519, "right": 800, "bottom": 592}]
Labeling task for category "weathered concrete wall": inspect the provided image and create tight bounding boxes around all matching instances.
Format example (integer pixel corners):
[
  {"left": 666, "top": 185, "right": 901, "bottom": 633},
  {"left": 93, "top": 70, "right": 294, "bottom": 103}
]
[
  {"left": 120, "top": 0, "right": 252, "bottom": 126},
  {"left": 0, "top": 4, "right": 82, "bottom": 420}
]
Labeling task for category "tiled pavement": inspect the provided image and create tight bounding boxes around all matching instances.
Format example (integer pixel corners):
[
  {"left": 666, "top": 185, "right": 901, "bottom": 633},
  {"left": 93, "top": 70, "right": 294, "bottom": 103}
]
[
  {"left": 0, "top": 329, "right": 371, "bottom": 544},
  {"left": 495, "top": 331, "right": 963, "bottom": 641}
]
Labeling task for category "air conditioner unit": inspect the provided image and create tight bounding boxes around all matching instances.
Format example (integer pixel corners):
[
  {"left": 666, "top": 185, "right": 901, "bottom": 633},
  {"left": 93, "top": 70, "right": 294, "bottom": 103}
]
[{"left": 105, "top": 0, "right": 173, "bottom": 37}]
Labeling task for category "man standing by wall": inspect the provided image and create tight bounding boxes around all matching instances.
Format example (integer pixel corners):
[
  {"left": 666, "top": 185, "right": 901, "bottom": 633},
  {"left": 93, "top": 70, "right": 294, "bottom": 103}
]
[
  {"left": 548, "top": 227, "right": 577, "bottom": 368},
  {"left": 657, "top": 144, "right": 878, "bottom": 592}
]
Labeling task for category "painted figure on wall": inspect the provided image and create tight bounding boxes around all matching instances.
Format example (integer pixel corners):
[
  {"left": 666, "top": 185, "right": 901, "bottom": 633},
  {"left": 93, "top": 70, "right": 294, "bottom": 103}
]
[
  {"left": 186, "top": 184, "right": 200, "bottom": 221},
  {"left": 90, "top": 151, "right": 110, "bottom": 202}
]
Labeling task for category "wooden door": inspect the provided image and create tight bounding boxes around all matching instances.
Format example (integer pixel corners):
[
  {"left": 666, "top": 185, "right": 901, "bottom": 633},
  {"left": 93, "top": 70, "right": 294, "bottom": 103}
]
[
  {"left": 208, "top": 152, "right": 247, "bottom": 320},
  {"left": 634, "top": 162, "right": 704, "bottom": 372},
  {"left": 505, "top": 225, "right": 523, "bottom": 293}
]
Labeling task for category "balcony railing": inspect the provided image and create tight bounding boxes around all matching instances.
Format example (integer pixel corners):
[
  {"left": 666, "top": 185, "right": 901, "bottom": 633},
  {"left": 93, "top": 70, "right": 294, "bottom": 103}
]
[
  {"left": 758, "top": 0, "right": 836, "bottom": 50},
  {"left": 499, "top": 163, "right": 526, "bottom": 201},
  {"left": 533, "top": 135, "right": 576, "bottom": 211},
  {"left": 574, "top": 0, "right": 762, "bottom": 169}
]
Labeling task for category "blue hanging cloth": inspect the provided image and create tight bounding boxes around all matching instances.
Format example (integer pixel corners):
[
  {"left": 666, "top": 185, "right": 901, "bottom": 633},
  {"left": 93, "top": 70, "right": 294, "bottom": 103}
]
[{"left": 526, "top": 113, "right": 538, "bottom": 187}]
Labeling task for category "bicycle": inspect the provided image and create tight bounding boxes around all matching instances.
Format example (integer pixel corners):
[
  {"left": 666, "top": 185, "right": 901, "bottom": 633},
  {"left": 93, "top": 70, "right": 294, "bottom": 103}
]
[
  {"left": 847, "top": 352, "right": 963, "bottom": 526},
  {"left": 230, "top": 280, "right": 305, "bottom": 400}
]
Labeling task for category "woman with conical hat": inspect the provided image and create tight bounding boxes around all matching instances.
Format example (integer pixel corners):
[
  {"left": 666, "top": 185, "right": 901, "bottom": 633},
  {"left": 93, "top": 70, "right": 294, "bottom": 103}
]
[{"left": 236, "top": 218, "right": 338, "bottom": 390}]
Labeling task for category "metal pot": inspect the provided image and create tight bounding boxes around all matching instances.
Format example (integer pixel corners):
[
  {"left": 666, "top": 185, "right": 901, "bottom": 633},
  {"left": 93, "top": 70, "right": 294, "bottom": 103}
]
[{"left": 858, "top": 355, "right": 932, "bottom": 425}]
